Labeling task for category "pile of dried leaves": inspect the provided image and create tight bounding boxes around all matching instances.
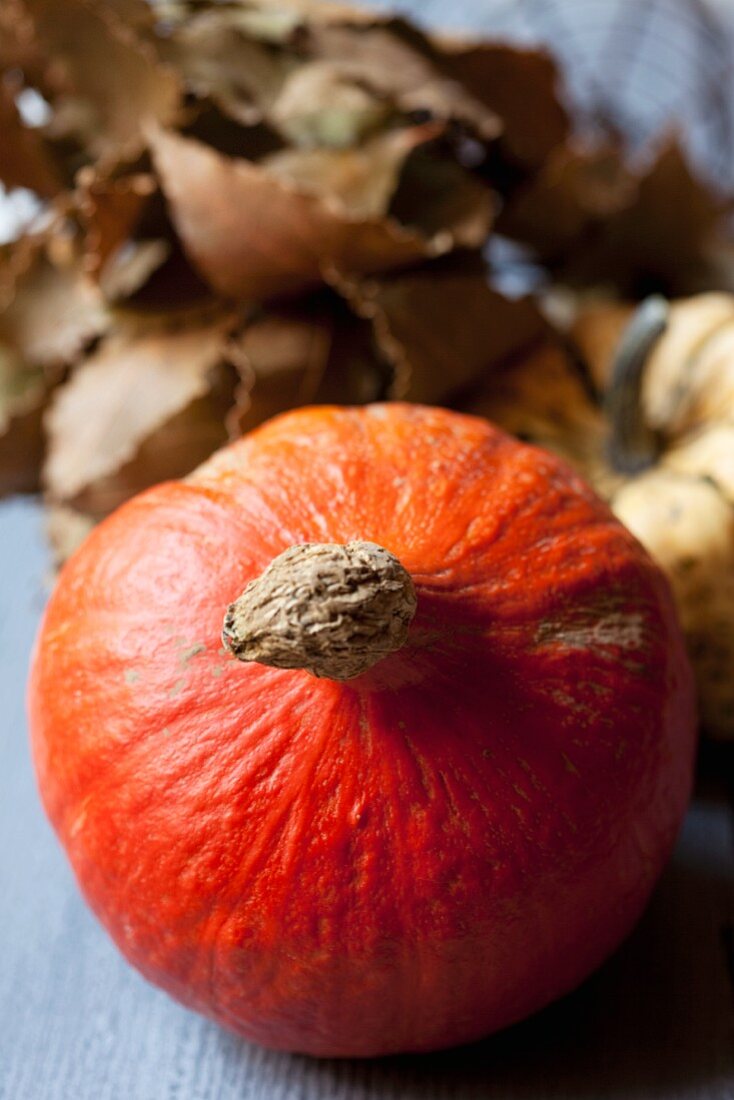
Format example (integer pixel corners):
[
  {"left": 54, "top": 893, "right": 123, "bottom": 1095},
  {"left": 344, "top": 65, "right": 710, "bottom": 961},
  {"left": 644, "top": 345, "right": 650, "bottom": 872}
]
[{"left": 0, "top": 0, "right": 725, "bottom": 562}]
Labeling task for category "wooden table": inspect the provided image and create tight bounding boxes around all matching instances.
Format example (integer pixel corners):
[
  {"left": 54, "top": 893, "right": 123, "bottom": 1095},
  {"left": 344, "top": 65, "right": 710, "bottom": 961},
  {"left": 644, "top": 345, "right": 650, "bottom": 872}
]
[{"left": 1, "top": 497, "right": 732, "bottom": 1099}]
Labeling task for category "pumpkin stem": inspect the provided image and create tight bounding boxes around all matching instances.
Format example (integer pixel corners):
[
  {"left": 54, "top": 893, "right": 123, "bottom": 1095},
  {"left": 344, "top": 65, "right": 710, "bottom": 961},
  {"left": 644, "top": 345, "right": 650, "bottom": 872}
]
[
  {"left": 222, "top": 541, "right": 417, "bottom": 681},
  {"left": 604, "top": 295, "right": 669, "bottom": 475}
]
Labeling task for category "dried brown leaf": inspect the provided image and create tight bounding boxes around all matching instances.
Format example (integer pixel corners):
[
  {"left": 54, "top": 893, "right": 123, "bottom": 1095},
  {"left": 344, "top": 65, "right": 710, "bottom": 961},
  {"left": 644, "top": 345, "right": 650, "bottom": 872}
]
[
  {"left": 210, "top": 5, "right": 303, "bottom": 44},
  {"left": 261, "top": 124, "right": 444, "bottom": 220},
  {"left": 98, "top": 238, "right": 172, "bottom": 302},
  {"left": 167, "top": 0, "right": 385, "bottom": 40},
  {"left": 305, "top": 19, "right": 502, "bottom": 143},
  {"left": 497, "top": 142, "right": 636, "bottom": 260},
  {"left": 500, "top": 138, "right": 722, "bottom": 293},
  {"left": 0, "top": 341, "right": 48, "bottom": 495},
  {"left": 268, "top": 61, "right": 391, "bottom": 149},
  {"left": 159, "top": 8, "right": 294, "bottom": 126},
  {"left": 0, "top": 229, "right": 104, "bottom": 497},
  {"left": 0, "top": 0, "right": 45, "bottom": 78},
  {"left": 227, "top": 294, "right": 385, "bottom": 435},
  {"left": 226, "top": 308, "right": 330, "bottom": 436},
  {"left": 578, "top": 139, "right": 724, "bottom": 294},
  {"left": 0, "top": 83, "right": 63, "bottom": 197},
  {"left": 43, "top": 310, "right": 237, "bottom": 518},
  {"left": 21, "top": 0, "right": 181, "bottom": 163},
  {"left": 387, "top": 138, "right": 496, "bottom": 247},
  {"left": 151, "top": 0, "right": 306, "bottom": 43},
  {"left": 74, "top": 161, "right": 212, "bottom": 306},
  {"left": 310, "top": 310, "right": 386, "bottom": 405},
  {"left": 75, "top": 167, "right": 157, "bottom": 275},
  {"left": 266, "top": 120, "right": 494, "bottom": 245},
  {"left": 120, "top": 240, "right": 214, "bottom": 309},
  {"left": 0, "top": 233, "right": 109, "bottom": 368},
  {"left": 179, "top": 99, "right": 284, "bottom": 161},
  {"left": 150, "top": 125, "right": 490, "bottom": 301},
  {"left": 336, "top": 257, "right": 547, "bottom": 405},
  {"left": 89, "top": 0, "right": 155, "bottom": 34},
  {"left": 438, "top": 41, "right": 569, "bottom": 170}
]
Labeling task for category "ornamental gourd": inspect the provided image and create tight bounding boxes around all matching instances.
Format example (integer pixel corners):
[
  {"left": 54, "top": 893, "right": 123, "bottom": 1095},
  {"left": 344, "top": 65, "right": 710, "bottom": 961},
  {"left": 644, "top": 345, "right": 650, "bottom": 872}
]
[
  {"left": 471, "top": 294, "right": 734, "bottom": 739},
  {"left": 29, "top": 404, "right": 695, "bottom": 1057}
]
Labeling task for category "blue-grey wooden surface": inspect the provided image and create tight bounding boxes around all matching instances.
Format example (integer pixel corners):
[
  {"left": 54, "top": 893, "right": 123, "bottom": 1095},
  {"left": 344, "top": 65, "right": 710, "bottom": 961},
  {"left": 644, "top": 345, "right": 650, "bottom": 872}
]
[{"left": 1, "top": 498, "right": 733, "bottom": 1100}]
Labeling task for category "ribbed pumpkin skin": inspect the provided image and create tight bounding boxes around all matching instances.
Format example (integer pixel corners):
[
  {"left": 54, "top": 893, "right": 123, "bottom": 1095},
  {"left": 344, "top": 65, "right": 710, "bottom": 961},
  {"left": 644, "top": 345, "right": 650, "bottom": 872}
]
[{"left": 29, "top": 404, "right": 695, "bottom": 1057}]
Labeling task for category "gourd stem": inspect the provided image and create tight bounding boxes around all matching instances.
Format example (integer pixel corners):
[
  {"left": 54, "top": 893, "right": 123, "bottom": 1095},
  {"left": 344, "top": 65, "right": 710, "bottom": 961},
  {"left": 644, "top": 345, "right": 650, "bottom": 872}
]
[
  {"left": 222, "top": 541, "right": 417, "bottom": 681},
  {"left": 604, "top": 295, "right": 669, "bottom": 475}
]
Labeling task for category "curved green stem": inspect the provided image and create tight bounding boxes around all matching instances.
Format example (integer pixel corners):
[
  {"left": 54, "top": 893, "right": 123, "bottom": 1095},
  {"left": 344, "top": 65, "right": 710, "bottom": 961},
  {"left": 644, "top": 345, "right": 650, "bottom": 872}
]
[{"left": 604, "top": 295, "right": 669, "bottom": 475}]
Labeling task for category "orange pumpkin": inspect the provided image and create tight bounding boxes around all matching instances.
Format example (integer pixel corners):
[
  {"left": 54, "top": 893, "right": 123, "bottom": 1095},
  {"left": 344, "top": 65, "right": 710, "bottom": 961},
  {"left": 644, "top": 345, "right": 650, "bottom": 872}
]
[{"left": 28, "top": 404, "right": 695, "bottom": 1056}]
